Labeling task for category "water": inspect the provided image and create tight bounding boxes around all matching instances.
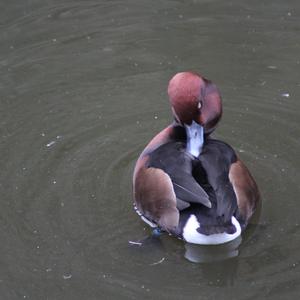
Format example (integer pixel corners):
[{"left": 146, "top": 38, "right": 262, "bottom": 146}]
[{"left": 1, "top": 0, "right": 300, "bottom": 299}]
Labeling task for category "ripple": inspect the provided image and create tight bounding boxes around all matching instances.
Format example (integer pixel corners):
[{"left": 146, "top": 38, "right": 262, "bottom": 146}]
[{"left": 1, "top": 0, "right": 300, "bottom": 298}]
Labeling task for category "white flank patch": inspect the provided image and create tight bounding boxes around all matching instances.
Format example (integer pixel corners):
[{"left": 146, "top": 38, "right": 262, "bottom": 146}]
[
  {"left": 183, "top": 215, "right": 241, "bottom": 245},
  {"left": 185, "top": 121, "right": 204, "bottom": 157}
]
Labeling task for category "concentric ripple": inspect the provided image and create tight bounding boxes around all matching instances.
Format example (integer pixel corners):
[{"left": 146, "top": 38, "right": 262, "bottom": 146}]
[{"left": 1, "top": 0, "right": 300, "bottom": 299}]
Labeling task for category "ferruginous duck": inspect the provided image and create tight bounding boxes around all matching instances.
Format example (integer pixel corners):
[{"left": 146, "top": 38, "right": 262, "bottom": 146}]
[{"left": 133, "top": 72, "right": 260, "bottom": 245}]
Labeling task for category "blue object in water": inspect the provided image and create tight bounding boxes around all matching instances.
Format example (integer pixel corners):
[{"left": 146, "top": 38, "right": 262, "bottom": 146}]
[{"left": 152, "top": 227, "right": 162, "bottom": 237}]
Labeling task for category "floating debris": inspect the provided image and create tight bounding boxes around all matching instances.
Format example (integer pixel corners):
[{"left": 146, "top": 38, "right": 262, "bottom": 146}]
[
  {"left": 150, "top": 257, "right": 165, "bottom": 266},
  {"left": 46, "top": 141, "right": 56, "bottom": 147},
  {"left": 128, "top": 240, "right": 142, "bottom": 246},
  {"left": 46, "top": 135, "right": 62, "bottom": 147},
  {"left": 267, "top": 65, "right": 277, "bottom": 69},
  {"left": 281, "top": 92, "right": 290, "bottom": 98}
]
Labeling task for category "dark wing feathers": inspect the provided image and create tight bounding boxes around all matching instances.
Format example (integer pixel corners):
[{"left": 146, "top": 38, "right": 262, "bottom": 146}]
[
  {"left": 172, "top": 177, "right": 211, "bottom": 208},
  {"left": 147, "top": 138, "right": 239, "bottom": 222},
  {"left": 148, "top": 141, "right": 211, "bottom": 209},
  {"left": 198, "top": 139, "right": 238, "bottom": 223}
]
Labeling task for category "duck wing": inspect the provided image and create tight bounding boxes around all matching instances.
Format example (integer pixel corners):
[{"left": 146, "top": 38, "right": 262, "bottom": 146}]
[
  {"left": 148, "top": 141, "right": 211, "bottom": 209},
  {"left": 198, "top": 139, "right": 238, "bottom": 223}
]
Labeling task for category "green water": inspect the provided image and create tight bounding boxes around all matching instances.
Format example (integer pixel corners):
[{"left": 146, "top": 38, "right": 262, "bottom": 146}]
[{"left": 1, "top": 0, "right": 299, "bottom": 299}]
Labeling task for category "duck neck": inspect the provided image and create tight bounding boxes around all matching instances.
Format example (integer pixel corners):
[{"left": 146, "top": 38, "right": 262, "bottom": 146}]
[{"left": 184, "top": 121, "right": 204, "bottom": 157}]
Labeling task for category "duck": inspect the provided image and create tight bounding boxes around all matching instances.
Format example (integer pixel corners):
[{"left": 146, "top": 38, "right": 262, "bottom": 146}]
[{"left": 132, "top": 71, "right": 260, "bottom": 245}]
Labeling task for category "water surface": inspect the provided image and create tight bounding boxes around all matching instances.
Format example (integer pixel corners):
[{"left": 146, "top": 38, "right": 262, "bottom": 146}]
[{"left": 1, "top": 0, "right": 300, "bottom": 299}]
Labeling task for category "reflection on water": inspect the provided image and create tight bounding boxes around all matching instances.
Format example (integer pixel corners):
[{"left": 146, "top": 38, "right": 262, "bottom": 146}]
[
  {"left": 184, "top": 237, "right": 242, "bottom": 264},
  {"left": 1, "top": 0, "right": 300, "bottom": 299}
]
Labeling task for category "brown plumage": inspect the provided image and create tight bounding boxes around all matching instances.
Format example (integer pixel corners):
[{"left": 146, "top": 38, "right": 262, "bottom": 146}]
[
  {"left": 133, "top": 71, "right": 260, "bottom": 244},
  {"left": 229, "top": 160, "right": 260, "bottom": 222}
]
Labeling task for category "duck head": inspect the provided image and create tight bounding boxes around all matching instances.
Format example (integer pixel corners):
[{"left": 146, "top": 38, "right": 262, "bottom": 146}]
[{"left": 168, "top": 71, "right": 222, "bottom": 135}]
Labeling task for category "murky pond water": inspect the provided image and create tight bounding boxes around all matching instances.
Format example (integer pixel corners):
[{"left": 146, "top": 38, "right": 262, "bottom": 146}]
[{"left": 1, "top": 0, "right": 300, "bottom": 299}]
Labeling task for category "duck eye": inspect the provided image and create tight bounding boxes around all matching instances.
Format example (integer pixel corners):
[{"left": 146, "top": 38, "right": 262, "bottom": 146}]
[{"left": 198, "top": 101, "right": 202, "bottom": 110}]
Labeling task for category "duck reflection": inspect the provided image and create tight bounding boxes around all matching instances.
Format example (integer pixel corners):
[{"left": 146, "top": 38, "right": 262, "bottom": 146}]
[
  {"left": 184, "top": 236, "right": 242, "bottom": 263},
  {"left": 184, "top": 237, "right": 241, "bottom": 286}
]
